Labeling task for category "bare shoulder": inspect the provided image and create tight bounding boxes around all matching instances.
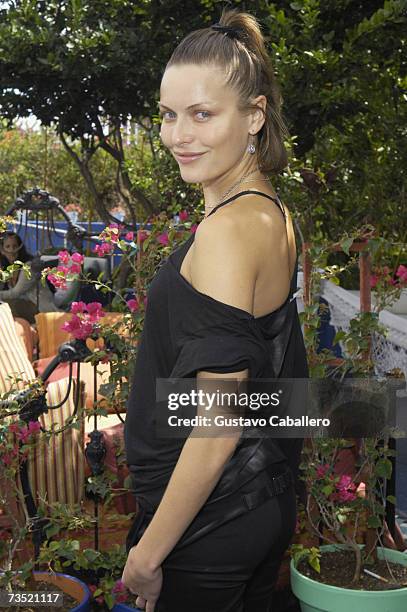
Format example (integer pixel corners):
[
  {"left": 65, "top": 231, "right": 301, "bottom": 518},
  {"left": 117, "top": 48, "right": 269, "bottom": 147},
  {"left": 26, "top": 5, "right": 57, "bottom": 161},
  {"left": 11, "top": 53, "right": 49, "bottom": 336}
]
[{"left": 191, "top": 211, "right": 257, "bottom": 314}]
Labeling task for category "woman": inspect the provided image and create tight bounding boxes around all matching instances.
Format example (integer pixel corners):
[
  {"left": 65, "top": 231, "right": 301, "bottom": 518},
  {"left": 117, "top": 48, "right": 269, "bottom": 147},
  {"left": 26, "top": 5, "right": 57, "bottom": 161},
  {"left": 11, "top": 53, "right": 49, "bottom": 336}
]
[
  {"left": 0, "top": 231, "right": 59, "bottom": 322},
  {"left": 123, "top": 9, "right": 308, "bottom": 612}
]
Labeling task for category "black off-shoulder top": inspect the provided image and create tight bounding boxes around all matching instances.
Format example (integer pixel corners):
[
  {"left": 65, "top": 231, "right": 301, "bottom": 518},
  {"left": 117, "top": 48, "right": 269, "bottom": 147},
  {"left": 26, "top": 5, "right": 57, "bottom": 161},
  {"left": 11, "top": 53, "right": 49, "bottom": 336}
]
[{"left": 124, "top": 190, "right": 309, "bottom": 507}]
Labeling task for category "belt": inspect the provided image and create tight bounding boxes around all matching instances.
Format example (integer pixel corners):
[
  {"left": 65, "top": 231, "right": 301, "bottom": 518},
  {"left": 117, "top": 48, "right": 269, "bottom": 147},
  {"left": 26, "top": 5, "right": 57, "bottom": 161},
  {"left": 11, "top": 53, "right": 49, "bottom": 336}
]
[
  {"left": 242, "top": 466, "right": 293, "bottom": 511},
  {"left": 126, "top": 466, "right": 294, "bottom": 554}
]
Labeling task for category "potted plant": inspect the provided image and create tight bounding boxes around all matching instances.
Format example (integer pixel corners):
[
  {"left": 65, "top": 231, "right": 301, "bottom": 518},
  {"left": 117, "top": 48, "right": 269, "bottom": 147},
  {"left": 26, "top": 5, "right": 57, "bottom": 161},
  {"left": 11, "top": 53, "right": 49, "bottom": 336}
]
[
  {"left": 37, "top": 537, "right": 143, "bottom": 610},
  {"left": 0, "top": 381, "right": 91, "bottom": 611},
  {"left": 290, "top": 233, "right": 407, "bottom": 611}
]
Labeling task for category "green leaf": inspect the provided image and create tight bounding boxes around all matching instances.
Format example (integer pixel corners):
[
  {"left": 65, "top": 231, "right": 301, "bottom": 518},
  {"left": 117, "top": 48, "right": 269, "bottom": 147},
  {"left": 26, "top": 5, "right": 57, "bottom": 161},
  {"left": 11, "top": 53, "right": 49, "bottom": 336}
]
[
  {"left": 104, "top": 592, "right": 115, "bottom": 609},
  {"left": 337, "top": 513, "right": 348, "bottom": 524},
  {"left": 45, "top": 524, "right": 60, "bottom": 538},
  {"left": 375, "top": 458, "right": 392, "bottom": 479},
  {"left": 340, "top": 237, "right": 354, "bottom": 256},
  {"left": 367, "top": 515, "right": 382, "bottom": 528},
  {"left": 333, "top": 330, "right": 346, "bottom": 343},
  {"left": 309, "top": 555, "right": 320, "bottom": 573},
  {"left": 322, "top": 484, "right": 334, "bottom": 496}
]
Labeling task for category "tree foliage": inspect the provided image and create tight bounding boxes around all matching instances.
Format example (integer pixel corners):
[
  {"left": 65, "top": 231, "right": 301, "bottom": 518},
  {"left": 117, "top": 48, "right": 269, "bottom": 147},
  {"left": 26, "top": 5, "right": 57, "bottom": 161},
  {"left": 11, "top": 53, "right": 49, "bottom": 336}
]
[
  {"left": 0, "top": 0, "right": 406, "bottom": 241},
  {"left": 0, "top": 127, "right": 118, "bottom": 213}
]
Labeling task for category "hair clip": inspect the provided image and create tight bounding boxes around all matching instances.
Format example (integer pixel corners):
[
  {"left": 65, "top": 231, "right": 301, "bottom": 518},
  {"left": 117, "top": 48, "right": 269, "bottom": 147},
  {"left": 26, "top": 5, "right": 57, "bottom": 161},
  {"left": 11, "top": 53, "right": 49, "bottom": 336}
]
[{"left": 211, "top": 23, "right": 240, "bottom": 39}]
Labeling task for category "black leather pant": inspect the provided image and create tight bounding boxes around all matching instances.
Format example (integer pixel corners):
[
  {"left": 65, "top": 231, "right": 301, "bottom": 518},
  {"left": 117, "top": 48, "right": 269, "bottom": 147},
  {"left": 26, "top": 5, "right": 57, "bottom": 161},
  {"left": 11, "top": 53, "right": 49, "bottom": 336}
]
[{"left": 126, "top": 463, "right": 297, "bottom": 612}]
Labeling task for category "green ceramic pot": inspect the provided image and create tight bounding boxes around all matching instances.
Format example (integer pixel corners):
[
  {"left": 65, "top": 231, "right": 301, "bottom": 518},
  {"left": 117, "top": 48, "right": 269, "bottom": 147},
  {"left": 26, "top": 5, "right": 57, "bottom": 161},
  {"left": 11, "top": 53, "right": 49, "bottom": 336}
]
[{"left": 290, "top": 545, "right": 407, "bottom": 612}]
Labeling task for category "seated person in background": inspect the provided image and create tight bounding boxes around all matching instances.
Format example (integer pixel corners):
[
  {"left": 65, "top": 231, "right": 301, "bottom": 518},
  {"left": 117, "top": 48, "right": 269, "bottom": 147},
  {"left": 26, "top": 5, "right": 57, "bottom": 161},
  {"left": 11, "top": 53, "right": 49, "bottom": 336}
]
[{"left": 0, "top": 231, "right": 60, "bottom": 323}]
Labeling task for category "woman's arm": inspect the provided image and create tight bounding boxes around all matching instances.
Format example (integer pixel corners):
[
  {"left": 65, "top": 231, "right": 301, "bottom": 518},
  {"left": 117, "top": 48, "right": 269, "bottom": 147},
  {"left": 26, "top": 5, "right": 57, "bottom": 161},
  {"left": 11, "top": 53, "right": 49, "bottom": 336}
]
[
  {"left": 124, "top": 214, "right": 258, "bottom": 575},
  {"left": 0, "top": 264, "right": 35, "bottom": 301}
]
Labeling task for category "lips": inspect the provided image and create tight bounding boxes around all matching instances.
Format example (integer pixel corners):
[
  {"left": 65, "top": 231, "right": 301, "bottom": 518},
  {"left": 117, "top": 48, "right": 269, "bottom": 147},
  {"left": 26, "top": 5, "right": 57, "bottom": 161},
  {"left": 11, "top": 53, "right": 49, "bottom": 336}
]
[{"left": 174, "top": 152, "right": 205, "bottom": 164}]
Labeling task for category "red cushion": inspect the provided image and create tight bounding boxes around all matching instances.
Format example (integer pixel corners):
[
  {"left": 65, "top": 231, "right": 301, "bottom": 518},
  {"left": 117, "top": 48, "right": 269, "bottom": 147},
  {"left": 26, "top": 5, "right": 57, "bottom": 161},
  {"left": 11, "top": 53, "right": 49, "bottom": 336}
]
[
  {"left": 33, "top": 356, "right": 112, "bottom": 410},
  {"left": 34, "top": 356, "right": 78, "bottom": 385}
]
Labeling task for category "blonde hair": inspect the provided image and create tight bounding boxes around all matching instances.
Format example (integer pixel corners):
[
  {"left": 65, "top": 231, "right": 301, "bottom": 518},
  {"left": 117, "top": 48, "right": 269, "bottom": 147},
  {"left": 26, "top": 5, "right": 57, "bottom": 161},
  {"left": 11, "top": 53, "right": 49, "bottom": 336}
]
[{"left": 166, "top": 8, "right": 289, "bottom": 174}]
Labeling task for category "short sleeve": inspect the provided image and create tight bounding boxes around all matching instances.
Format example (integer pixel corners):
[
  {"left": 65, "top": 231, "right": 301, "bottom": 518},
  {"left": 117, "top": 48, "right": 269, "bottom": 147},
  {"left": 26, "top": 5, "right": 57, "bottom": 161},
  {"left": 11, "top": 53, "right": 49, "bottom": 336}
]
[{"left": 170, "top": 321, "right": 268, "bottom": 379}]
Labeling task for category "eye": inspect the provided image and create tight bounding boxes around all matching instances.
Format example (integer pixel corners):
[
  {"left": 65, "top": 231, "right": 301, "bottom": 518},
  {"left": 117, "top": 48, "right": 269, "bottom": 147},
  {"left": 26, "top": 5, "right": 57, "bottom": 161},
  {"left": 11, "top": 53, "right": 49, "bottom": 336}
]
[
  {"left": 159, "top": 110, "right": 176, "bottom": 121},
  {"left": 196, "top": 111, "right": 210, "bottom": 120}
]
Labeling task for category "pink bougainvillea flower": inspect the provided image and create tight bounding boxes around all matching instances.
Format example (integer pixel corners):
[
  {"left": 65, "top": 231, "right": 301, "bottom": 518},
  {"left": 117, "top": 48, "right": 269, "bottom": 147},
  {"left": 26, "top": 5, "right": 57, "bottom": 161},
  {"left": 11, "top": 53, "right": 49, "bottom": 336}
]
[
  {"left": 112, "top": 580, "right": 129, "bottom": 603},
  {"left": 58, "top": 250, "right": 70, "bottom": 264},
  {"left": 370, "top": 274, "right": 379, "bottom": 289},
  {"left": 86, "top": 303, "right": 104, "bottom": 323},
  {"left": 17, "top": 427, "right": 30, "bottom": 444},
  {"left": 330, "top": 473, "right": 357, "bottom": 503},
  {"left": 93, "top": 245, "right": 102, "bottom": 257},
  {"left": 112, "top": 580, "right": 126, "bottom": 594},
  {"left": 93, "top": 243, "right": 114, "bottom": 257},
  {"left": 47, "top": 274, "right": 67, "bottom": 290},
  {"left": 69, "top": 263, "right": 82, "bottom": 275},
  {"left": 57, "top": 265, "right": 70, "bottom": 276},
  {"left": 71, "top": 301, "right": 87, "bottom": 314},
  {"left": 3, "top": 453, "right": 13, "bottom": 466},
  {"left": 316, "top": 464, "right": 330, "bottom": 479},
  {"left": 337, "top": 489, "right": 357, "bottom": 502},
  {"left": 28, "top": 421, "right": 41, "bottom": 435},
  {"left": 71, "top": 252, "right": 84, "bottom": 264},
  {"left": 86, "top": 302, "right": 103, "bottom": 314},
  {"left": 62, "top": 303, "right": 105, "bottom": 340},
  {"left": 179, "top": 210, "right": 189, "bottom": 222},
  {"left": 157, "top": 232, "right": 169, "bottom": 246},
  {"left": 396, "top": 264, "right": 407, "bottom": 283},
  {"left": 125, "top": 232, "right": 134, "bottom": 241},
  {"left": 190, "top": 224, "right": 198, "bottom": 234},
  {"left": 8, "top": 423, "right": 20, "bottom": 434},
  {"left": 62, "top": 315, "right": 80, "bottom": 333},
  {"left": 138, "top": 230, "right": 148, "bottom": 243},
  {"left": 77, "top": 320, "right": 94, "bottom": 340},
  {"left": 62, "top": 315, "right": 92, "bottom": 340},
  {"left": 337, "top": 474, "right": 354, "bottom": 490},
  {"left": 126, "top": 298, "right": 139, "bottom": 313}
]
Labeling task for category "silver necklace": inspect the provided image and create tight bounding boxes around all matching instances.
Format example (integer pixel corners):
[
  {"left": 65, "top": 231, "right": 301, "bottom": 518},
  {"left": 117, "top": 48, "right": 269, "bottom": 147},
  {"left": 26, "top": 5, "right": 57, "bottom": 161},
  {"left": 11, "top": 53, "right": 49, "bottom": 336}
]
[{"left": 205, "top": 172, "right": 271, "bottom": 216}]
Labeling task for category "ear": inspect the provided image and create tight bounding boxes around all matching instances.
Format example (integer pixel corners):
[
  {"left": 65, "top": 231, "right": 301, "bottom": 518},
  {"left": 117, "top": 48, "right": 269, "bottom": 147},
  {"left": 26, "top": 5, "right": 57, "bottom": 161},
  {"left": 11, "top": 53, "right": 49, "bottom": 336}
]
[{"left": 248, "top": 95, "right": 267, "bottom": 135}]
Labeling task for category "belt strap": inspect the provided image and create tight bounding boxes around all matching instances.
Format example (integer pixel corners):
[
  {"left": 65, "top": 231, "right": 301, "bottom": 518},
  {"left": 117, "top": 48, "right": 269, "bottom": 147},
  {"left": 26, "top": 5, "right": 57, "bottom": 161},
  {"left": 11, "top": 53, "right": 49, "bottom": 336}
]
[
  {"left": 128, "top": 467, "right": 294, "bottom": 553},
  {"left": 243, "top": 467, "right": 293, "bottom": 511},
  {"left": 175, "top": 467, "right": 294, "bottom": 549}
]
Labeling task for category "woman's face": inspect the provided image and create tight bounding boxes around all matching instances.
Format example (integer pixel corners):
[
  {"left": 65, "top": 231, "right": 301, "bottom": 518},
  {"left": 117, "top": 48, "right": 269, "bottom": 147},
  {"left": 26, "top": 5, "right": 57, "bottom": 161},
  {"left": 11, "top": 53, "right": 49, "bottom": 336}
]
[
  {"left": 159, "top": 63, "right": 254, "bottom": 186},
  {"left": 1, "top": 235, "right": 22, "bottom": 262}
]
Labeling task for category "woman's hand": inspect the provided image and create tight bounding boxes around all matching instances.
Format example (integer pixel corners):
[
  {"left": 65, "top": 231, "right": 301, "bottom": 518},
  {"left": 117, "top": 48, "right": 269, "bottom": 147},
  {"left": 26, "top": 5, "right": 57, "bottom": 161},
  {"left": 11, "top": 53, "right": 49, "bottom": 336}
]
[{"left": 121, "top": 546, "right": 163, "bottom": 612}]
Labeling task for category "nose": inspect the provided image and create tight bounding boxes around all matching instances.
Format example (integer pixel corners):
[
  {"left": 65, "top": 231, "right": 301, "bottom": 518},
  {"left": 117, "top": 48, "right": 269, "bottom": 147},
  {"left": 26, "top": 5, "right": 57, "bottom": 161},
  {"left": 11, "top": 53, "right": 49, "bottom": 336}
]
[{"left": 171, "top": 116, "right": 194, "bottom": 148}]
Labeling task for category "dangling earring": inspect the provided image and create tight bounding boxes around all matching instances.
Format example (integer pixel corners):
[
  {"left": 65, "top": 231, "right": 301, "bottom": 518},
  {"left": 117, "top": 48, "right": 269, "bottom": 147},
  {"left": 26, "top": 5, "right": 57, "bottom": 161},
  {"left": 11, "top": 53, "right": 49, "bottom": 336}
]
[{"left": 247, "top": 136, "right": 256, "bottom": 155}]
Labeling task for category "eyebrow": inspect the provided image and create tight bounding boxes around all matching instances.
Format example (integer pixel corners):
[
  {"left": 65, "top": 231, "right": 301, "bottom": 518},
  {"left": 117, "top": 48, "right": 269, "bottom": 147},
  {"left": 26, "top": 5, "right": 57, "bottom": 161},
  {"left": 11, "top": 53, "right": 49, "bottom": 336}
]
[{"left": 158, "top": 101, "right": 213, "bottom": 111}]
